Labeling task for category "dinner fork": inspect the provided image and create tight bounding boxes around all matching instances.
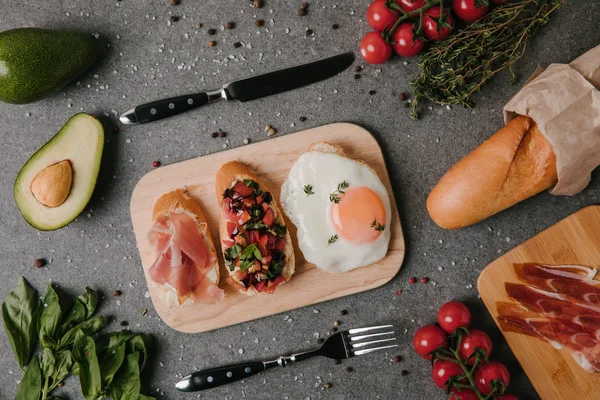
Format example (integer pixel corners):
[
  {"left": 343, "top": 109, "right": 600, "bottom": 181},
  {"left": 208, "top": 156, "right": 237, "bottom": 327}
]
[{"left": 175, "top": 324, "right": 397, "bottom": 392}]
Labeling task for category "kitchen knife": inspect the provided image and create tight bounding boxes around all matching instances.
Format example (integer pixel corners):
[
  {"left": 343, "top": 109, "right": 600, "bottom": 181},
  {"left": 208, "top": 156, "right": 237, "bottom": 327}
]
[{"left": 119, "top": 52, "right": 355, "bottom": 125}]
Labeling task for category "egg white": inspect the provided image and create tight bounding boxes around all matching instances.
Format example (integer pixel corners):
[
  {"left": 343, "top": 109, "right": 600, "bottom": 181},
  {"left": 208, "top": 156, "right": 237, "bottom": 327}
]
[{"left": 281, "top": 151, "right": 392, "bottom": 273}]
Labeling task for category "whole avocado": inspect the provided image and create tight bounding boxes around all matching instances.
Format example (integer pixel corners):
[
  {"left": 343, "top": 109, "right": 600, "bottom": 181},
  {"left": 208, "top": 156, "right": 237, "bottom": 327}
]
[{"left": 0, "top": 28, "right": 99, "bottom": 104}]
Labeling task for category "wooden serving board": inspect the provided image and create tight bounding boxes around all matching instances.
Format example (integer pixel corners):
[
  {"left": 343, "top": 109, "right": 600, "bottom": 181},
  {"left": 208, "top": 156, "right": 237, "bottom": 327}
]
[
  {"left": 478, "top": 206, "right": 600, "bottom": 400},
  {"left": 130, "top": 123, "right": 405, "bottom": 333}
]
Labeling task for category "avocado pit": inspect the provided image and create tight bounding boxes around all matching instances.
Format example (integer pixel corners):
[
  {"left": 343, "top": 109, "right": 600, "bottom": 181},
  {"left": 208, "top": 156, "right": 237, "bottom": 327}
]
[{"left": 30, "top": 160, "right": 73, "bottom": 207}]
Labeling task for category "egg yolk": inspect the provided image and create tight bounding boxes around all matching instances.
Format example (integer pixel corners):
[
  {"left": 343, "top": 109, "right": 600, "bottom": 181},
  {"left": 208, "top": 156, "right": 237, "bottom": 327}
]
[{"left": 329, "top": 186, "right": 386, "bottom": 244}]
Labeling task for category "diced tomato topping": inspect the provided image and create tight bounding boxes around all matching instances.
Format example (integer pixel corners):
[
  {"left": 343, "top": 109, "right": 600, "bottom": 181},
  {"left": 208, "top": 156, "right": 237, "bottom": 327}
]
[
  {"left": 256, "top": 195, "right": 264, "bottom": 204},
  {"left": 226, "top": 221, "right": 237, "bottom": 238},
  {"left": 261, "top": 202, "right": 269, "bottom": 212},
  {"left": 233, "top": 181, "right": 254, "bottom": 198},
  {"left": 241, "top": 197, "right": 256, "bottom": 207},
  {"left": 223, "top": 238, "right": 235, "bottom": 248},
  {"left": 266, "top": 235, "right": 277, "bottom": 250},
  {"left": 262, "top": 254, "right": 272, "bottom": 264},
  {"left": 223, "top": 198, "right": 238, "bottom": 222},
  {"left": 234, "top": 234, "right": 247, "bottom": 246},
  {"left": 237, "top": 210, "right": 252, "bottom": 225},
  {"left": 254, "top": 280, "right": 267, "bottom": 293},
  {"left": 258, "top": 235, "right": 269, "bottom": 256},
  {"left": 263, "top": 208, "right": 274, "bottom": 227},
  {"left": 248, "top": 230, "right": 260, "bottom": 244},
  {"left": 275, "top": 238, "right": 286, "bottom": 252},
  {"left": 265, "top": 275, "right": 287, "bottom": 294}
]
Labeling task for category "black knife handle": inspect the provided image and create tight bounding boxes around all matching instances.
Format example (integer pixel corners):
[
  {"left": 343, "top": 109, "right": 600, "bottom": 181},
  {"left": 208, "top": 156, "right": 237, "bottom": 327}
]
[
  {"left": 133, "top": 92, "right": 210, "bottom": 123},
  {"left": 178, "top": 361, "right": 265, "bottom": 392}
]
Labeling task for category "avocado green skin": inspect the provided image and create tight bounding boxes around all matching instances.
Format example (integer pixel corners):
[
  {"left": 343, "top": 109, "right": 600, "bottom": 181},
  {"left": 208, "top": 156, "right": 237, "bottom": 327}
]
[{"left": 0, "top": 28, "right": 99, "bottom": 104}]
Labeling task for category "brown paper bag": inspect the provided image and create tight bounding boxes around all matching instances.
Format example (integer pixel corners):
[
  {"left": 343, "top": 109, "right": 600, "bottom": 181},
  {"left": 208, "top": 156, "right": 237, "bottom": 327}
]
[{"left": 504, "top": 45, "right": 600, "bottom": 195}]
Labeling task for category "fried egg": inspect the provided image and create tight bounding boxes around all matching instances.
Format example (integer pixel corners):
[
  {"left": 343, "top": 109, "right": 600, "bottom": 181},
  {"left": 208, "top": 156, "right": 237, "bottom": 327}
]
[{"left": 280, "top": 147, "right": 392, "bottom": 273}]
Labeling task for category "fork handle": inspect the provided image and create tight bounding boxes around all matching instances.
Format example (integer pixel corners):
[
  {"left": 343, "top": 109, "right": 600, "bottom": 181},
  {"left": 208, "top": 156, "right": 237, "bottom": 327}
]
[{"left": 176, "top": 350, "right": 319, "bottom": 392}]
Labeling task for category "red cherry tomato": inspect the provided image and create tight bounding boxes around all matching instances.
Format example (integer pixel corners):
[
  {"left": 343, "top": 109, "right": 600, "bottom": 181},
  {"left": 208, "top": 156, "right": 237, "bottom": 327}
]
[
  {"left": 413, "top": 325, "right": 449, "bottom": 360},
  {"left": 396, "top": 0, "right": 426, "bottom": 12},
  {"left": 432, "top": 359, "right": 465, "bottom": 390},
  {"left": 458, "top": 329, "right": 493, "bottom": 365},
  {"left": 453, "top": 0, "right": 489, "bottom": 23},
  {"left": 474, "top": 361, "right": 511, "bottom": 395},
  {"left": 367, "top": 0, "right": 399, "bottom": 32},
  {"left": 496, "top": 395, "right": 519, "bottom": 400},
  {"left": 437, "top": 301, "right": 471, "bottom": 334},
  {"left": 360, "top": 32, "right": 393, "bottom": 64},
  {"left": 449, "top": 388, "right": 479, "bottom": 400},
  {"left": 422, "top": 6, "right": 454, "bottom": 41},
  {"left": 391, "top": 22, "right": 425, "bottom": 57}
]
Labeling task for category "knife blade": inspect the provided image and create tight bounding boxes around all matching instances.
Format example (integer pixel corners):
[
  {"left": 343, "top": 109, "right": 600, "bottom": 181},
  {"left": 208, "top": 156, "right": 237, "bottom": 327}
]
[{"left": 119, "top": 52, "right": 355, "bottom": 125}]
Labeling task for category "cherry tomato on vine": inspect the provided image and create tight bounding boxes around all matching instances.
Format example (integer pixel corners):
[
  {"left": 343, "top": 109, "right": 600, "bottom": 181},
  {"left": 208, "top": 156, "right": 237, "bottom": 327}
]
[
  {"left": 432, "top": 359, "right": 465, "bottom": 390},
  {"left": 453, "top": 0, "right": 489, "bottom": 23},
  {"left": 449, "top": 388, "right": 479, "bottom": 400},
  {"left": 437, "top": 301, "right": 471, "bottom": 334},
  {"left": 396, "top": 0, "right": 426, "bottom": 12},
  {"left": 474, "top": 361, "right": 511, "bottom": 395},
  {"left": 496, "top": 395, "right": 519, "bottom": 400},
  {"left": 391, "top": 22, "right": 425, "bottom": 57},
  {"left": 413, "top": 325, "right": 449, "bottom": 360},
  {"left": 360, "top": 32, "right": 393, "bottom": 64},
  {"left": 459, "top": 329, "right": 493, "bottom": 365},
  {"left": 367, "top": 0, "right": 399, "bottom": 32},
  {"left": 422, "top": 6, "right": 454, "bottom": 41}
]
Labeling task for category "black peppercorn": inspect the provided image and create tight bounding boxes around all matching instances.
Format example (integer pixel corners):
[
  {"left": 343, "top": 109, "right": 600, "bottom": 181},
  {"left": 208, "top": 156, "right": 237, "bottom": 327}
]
[
  {"left": 211, "top": 131, "right": 219, "bottom": 138},
  {"left": 207, "top": 28, "right": 216, "bottom": 35},
  {"left": 401, "top": 369, "right": 408, "bottom": 376},
  {"left": 369, "top": 90, "right": 377, "bottom": 95},
  {"left": 234, "top": 42, "right": 242, "bottom": 48},
  {"left": 332, "top": 24, "right": 339, "bottom": 30},
  {"left": 299, "top": 116, "right": 307, "bottom": 122},
  {"left": 170, "top": 15, "right": 180, "bottom": 22}
]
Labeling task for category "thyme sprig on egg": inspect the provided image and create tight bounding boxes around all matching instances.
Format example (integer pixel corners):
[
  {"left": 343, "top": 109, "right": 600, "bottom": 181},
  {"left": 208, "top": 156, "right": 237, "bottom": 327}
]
[
  {"left": 327, "top": 234, "right": 339, "bottom": 246},
  {"left": 329, "top": 181, "right": 349, "bottom": 203},
  {"left": 371, "top": 219, "right": 386, "bottom": 232},
  {"left": 303, "top": 184, "right": 314, "bottom": 196}
]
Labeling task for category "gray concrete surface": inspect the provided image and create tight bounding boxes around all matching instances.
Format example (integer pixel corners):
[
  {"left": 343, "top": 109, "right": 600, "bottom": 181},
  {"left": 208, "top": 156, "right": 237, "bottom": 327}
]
[{"left": 1, "top": 1, "right": 599, "bottom": 399}]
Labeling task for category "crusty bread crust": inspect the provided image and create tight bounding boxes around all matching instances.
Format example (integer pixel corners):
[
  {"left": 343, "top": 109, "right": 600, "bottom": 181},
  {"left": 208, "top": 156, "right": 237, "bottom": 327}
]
[
  {"left": 151, "top": 189, "right": 219, "bottom": 286},
  {"left": 427, "top": 116, "right": 558, "bottom": 230},
  {"left": 215, "top": 161, "right": 295, "bottom": 296}
]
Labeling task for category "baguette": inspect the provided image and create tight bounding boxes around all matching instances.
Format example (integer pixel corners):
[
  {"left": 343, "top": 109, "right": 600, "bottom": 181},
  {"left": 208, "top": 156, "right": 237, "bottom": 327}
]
[
  {"left": 427, "top": 115, "right": 558, "bottom": 229},
  {"left": 216, "top": 161, "right": 295, "bottom": 295},
  {"left": 149, "top": 189, "right": 223, "bottom": 306}
]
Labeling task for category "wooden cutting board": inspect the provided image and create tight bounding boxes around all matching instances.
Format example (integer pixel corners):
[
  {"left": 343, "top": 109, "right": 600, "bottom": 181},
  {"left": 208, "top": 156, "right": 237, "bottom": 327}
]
[
  {"left": 130, "top": 123, "right": 405, "bottom": 333},
  {"left": 478, "top": 206, "right": 600, "bottom": 400}
]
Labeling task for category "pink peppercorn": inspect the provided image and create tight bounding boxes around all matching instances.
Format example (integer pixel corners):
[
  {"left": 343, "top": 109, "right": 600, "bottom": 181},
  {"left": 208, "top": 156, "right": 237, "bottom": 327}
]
[
  {"left": 152, "top": 161, "right": 161, "bottom": 168},
  {"left": 420, "top": 277, "right": 428, "bottom": 284},
  {"left": 408, "top": 277, "right": 416, "bottom": 285}
]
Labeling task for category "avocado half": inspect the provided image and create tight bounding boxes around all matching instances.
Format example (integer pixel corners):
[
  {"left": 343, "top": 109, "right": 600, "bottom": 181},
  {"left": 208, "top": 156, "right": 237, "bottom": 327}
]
[{"left": 14, "top": 113, "right": 104, "bottom": 230}]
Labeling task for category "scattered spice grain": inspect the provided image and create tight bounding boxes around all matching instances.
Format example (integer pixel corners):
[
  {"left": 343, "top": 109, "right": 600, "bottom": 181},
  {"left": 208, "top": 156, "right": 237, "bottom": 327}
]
[
  {"left": 34, "top": 258, "right": 46, "bottom": 268},
  {"left": 113, "top": 290, "right": 122, "bottom": 296},
  {"left": 255, "top": 19, "right": 264, "bottom": 27},
  {"left": 225, "top": 22, "right": 235, "bottom": 29},
  {"left": 208, "top": 41, "right": 217, "bottom": 47}
]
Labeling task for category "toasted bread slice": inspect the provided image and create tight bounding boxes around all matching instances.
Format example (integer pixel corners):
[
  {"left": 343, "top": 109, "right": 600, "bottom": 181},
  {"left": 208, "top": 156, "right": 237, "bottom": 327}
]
[
  {"left": 216, "top": 161, "right": 295, "bottom": 296},
  {"left": 149, "top": 189, "right": 222, "bottom": 306}
]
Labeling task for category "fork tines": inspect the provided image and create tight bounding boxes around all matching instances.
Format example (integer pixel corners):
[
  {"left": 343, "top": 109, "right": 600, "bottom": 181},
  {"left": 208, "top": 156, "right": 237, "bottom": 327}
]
[{"left": 346, "top": 325, "right": 398, "bottom": 356}]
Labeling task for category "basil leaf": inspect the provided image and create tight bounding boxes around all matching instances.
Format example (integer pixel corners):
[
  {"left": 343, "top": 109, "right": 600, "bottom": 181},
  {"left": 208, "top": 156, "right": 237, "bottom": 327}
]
[
  {"left": 100, "top": 341, "right": 126, "bottom": 388},
  {"left": 41, "top": 347, "right": 56, "bottom": 378},
  {"left": 224, "top": 244, "right": 242, "bottom": 260},
  {"left": 109, "top": 351, "right": 141, "bottom": 400},
  {"left": 39, "top": 284, "right": 73, "bottom": 345},
  {"left": 138, "top": 395, "right": 156, "bottom": 400},
  {"left": 126, "top": 334, "right": 152, "bottom": 372},
  {"left": 2, "top": 277, "right": 41, "bottom": 370},
  {"left": 58, "top": 287, "right": 98, "bottom": 337},
  {"left": 72, "top": 330, "right": 102, "bottom": 400},
  {"left": 273, "top": 223, "right": 287, "bottom": 237},
  {"left": 16, "top": 355, "right": 41, "bottom": 400},
  {"left": 57, "top": 316, "right": 107, "bottom": 350},
  {"left": 239, "top": 259, "right": 253, "bottom": 272},
  {"left": 244, "top": 222, "right": 267, "bottom": 231},
  {"left": 78, "top": 287, "right": 98, "bottom": 318},
  {"left": 52, "top": 349, "right": 73, "bottom": 385},
  {"left": 240, "top": 243, "right": 262, "bottom": 261}
]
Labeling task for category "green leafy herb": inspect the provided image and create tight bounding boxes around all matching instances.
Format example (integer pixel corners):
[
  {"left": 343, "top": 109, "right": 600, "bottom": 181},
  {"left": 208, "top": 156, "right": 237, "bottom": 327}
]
[
  {"left": 241, "top": 243, "right": 262, "bottom": 261},
  {"left": 245, "top": 221, "right": 287, "bottom": 238},
  {"left": 410, "top": 0, "right": 564, "bottom": 118},
  {"left": 327, "top": 234, "right": 339, "bottom": 246},
  {"left": 224, "top": 244, "right": 243, "bottom": 261},
  {"left": 2, "top": 277, "right": 41, "bottom": 370},
  {"left": 3, "top": 279, "right": 155, "bottom": 400},
  {"left": 141, "top": 308, "right": 148, "bottom": 316},
  {"left": 329, "top": 181, "right": 349, "bottom": 203},
  {"left": 272, "top": 223, "right": 287, "bottom": 237},
  {"left": 370, "top": 219, "right": 386, "bottom": 232},
  {"left": 244, "top": 222, "right": 268, "bottom": 231},
  {"left": 243, "top": 179, "right": 263, "bottom": 195},
  {"left": 303, "top": 184, "right": 314, "bottom": 196},
  {"left": 72, "top": 330, "right": 102, "bottom": 400},
  {"left": 16, "top": 355, "right": 41, "bottom": 400}
]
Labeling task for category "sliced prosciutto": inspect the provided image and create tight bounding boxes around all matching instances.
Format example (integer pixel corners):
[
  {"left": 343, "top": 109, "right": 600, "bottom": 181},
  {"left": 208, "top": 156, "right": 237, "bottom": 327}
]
[
  {"left": 149, "top": 211, "right": 224, "bottom": 305},
  {"left": 514, "top": 263, "right": 600, "bottom": 305},
  {"left": 496, "top": 263, "right": 600, "bottom": 373}
]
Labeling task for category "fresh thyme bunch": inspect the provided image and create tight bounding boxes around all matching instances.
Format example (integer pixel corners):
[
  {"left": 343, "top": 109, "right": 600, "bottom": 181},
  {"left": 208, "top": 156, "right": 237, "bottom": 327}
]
[{"left": 410, "top": 0, "right": 564, "bottom": 119}]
